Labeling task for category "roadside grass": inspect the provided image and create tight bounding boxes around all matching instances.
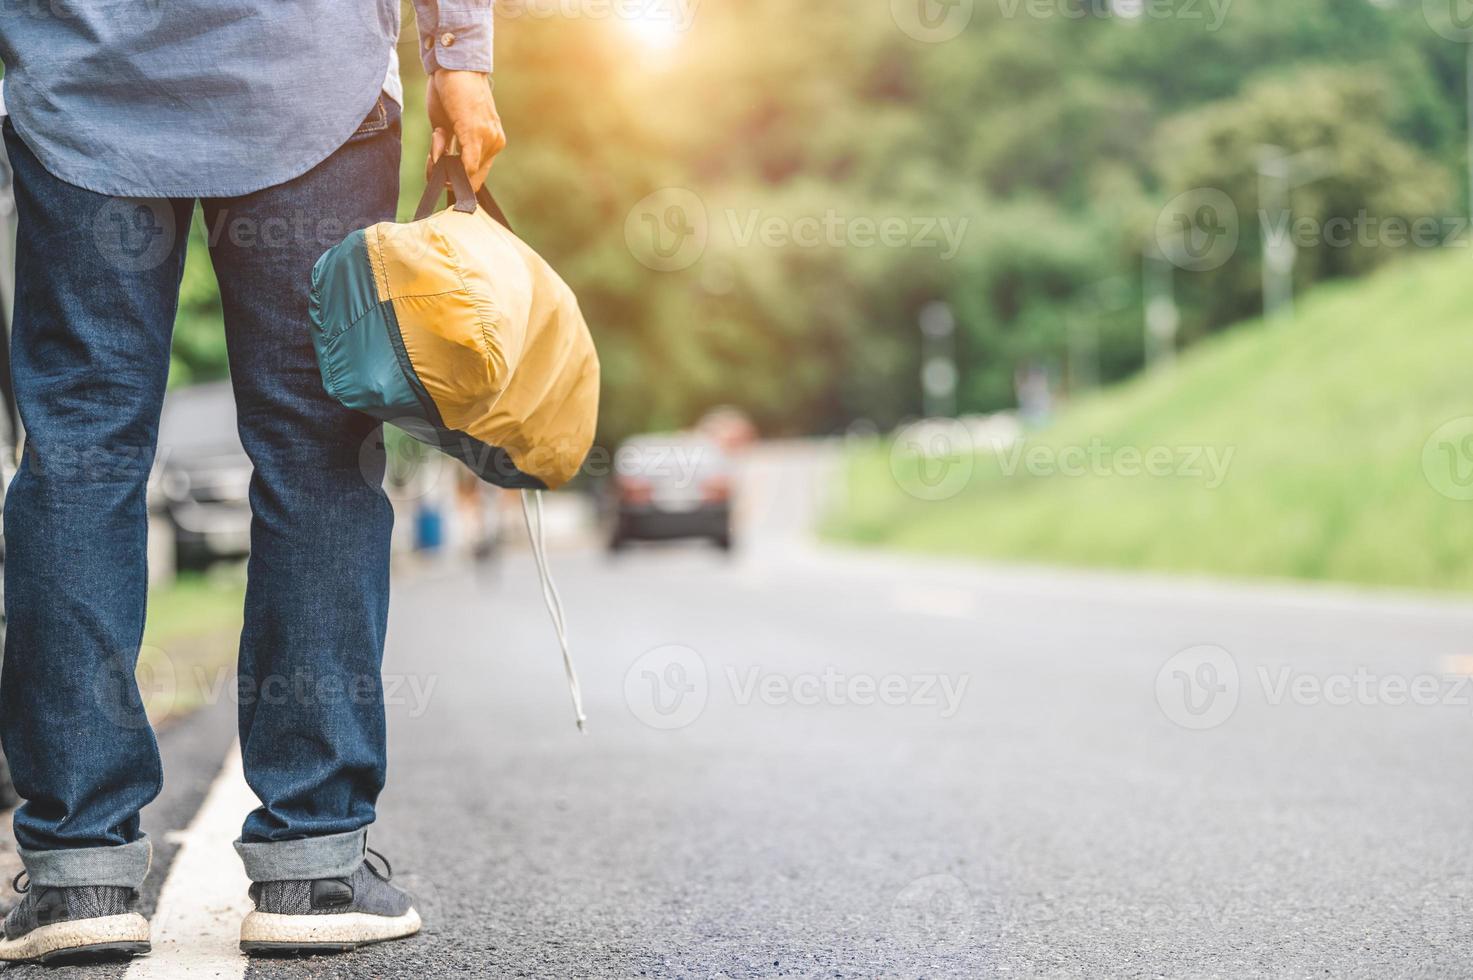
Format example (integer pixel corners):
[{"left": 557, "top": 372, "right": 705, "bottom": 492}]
[
  {"left": 826, "top": 249, "right": 1473, "bottom": 592},
  {"left": 139, "top": 570, "right": 245, "bottom": 723}
]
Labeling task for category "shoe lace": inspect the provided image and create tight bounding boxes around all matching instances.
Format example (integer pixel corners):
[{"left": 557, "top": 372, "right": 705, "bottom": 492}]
[
  {"left": 364, "top": 847, "right": 393, "bottom": 883},
  {"left": 11, "top": 871, "right": 27, "bottom": 895}
]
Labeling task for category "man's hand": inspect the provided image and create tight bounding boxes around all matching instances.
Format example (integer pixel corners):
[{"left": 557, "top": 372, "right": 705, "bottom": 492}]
[{"left": 426, "top": 70, "right": 506, "bottom": 191}]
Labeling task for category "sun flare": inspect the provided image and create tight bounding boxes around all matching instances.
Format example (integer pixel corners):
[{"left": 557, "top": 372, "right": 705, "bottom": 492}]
[{"left": 621, "top": 6, "right": 685, "bottom": 49}]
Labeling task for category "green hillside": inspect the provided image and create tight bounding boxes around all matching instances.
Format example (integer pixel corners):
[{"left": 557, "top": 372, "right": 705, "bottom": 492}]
[{"left": 828, "top": 249, "right": 1473, "bottom": 592}]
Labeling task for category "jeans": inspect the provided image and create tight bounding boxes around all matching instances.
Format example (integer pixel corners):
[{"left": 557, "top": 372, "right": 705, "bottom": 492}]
[{"left": 0, "top": 94, "right": 402, "bottom": 887}]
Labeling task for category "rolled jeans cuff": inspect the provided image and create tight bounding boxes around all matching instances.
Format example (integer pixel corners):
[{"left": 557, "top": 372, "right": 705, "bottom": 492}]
[
  {"left": 19, "top": 835, "right": 152, "bottom": 889},
  {"left": 234, "top": 827, "right": 367, "bottom": 883}
]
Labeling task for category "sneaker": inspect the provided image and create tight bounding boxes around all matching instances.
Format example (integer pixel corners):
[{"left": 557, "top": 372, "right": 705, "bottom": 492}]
[
  {"left": 239, "top": 848, "right": 421, "bottom": 955},
  {"left": 0, "top": 872, "right": 150, "bottom": 964}
]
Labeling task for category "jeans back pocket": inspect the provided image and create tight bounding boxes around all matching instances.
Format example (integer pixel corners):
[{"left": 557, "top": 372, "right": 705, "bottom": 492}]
[{"left": 350, "top": 94, "right": 399, "bottom": 140}]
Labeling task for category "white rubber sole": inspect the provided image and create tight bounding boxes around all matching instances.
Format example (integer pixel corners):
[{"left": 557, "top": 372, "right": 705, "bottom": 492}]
[
  {"left": 0, "top": 912, "right": 150, "bottom": 963},
  {"left": 239, "top": 907, "right": 421, "bottom": 953}
]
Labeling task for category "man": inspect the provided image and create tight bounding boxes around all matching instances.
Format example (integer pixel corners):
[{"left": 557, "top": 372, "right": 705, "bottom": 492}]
[{"left": 0, "top": 1, "right": 505, "bottom": 963}]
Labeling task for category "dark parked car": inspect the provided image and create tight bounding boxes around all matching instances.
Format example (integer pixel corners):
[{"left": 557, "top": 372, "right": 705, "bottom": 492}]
[
  {"left": 609, "top": 433, "right": 733, "bottom": 552},
  {"left": 155, "top": 382, "right": 253, "bottom": 570}
]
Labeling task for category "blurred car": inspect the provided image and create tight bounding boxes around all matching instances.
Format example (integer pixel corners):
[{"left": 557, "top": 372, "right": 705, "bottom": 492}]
[
  {"left": 696, "top": 406, "right": 758, "bottom": 454},
  {"left": 154, "top": 382, "right": 253, "bottom": 570},
  {"left": 609, "top": 433, "right": 733, "bottom": 552}
]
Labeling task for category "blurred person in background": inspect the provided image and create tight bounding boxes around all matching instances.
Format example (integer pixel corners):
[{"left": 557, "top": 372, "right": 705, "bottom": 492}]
[{"left": 0, "top": 0, "right": 504, "bottom": 963}]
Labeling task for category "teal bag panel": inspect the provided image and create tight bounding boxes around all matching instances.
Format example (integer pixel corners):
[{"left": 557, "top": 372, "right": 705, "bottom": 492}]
[
  {"left": 309, "top": 230, "right": 427, "bottom": 421},
  {"left": 309, "top": 229, "right": 378, "bottom": 344},
  {"left": 309, "top": 223, "right": 547, "bottom": 490}
]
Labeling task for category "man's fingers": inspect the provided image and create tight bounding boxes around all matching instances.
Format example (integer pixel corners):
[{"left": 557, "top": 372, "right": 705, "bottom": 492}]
[
  {"left": 458, "top": 125, "right": 506, "bottom": 191},
  {"left": 424, "top": 128, "right": 444, "bottom": 180},
  {"left": 470, "top": 157, "right": 493, "bottom": 194},
  {"left": 456, "top": 133, "right": 485, "bottom": 191},
  {"left": 472, "top": 130, "right": 500, "bottom": 191}
]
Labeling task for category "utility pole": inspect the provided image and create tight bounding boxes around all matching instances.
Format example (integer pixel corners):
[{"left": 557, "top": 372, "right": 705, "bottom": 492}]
[
  {"left": 1142, "top": 248, "right": 1179, "bottom": 371},
  {"left": 1067, "top": 315, "right": 1099, "bottom": 393},
  {"left": 1466, "top": 42, "right": 1473, "bottom": 224},
  {"left": 1257, "top": 146, "right": 1296, "bottom": 321},
  {"left": 918, "top": 301, "right": 958, "bottom": 419},
  {"left": 1069, "top": 277, "right": 1130, "bottom": 392},
  {"left": 1256, "top": 144, "right": 1334, "bottom": 322}
]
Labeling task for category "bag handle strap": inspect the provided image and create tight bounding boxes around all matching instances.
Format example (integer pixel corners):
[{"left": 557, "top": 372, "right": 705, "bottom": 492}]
[{"left": 413, "top": 153, "right": 513, "bottom": 230}]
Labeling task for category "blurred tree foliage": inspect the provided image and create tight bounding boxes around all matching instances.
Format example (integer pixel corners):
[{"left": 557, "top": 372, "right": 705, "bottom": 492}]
[{"left": 167, "top": 0, "right": 1471, "bottom": 439}]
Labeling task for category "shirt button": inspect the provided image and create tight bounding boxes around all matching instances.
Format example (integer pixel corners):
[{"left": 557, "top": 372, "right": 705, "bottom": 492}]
[
  {"left": 440, "top": 32, "right": 455, "bottom": 47},
  {"left": 425, "top": 35, "right": 434, "bottom": 50}
]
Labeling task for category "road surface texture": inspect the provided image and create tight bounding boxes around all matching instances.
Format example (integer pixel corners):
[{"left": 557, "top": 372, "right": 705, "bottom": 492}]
[{"left": 5, "top": 443, "right": 1473, "bottom": 978}]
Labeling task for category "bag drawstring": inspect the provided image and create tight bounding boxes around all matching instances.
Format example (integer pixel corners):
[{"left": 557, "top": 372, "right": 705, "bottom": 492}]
[{"left": 520, "top": 490, "right": 587, "bottom": 733}]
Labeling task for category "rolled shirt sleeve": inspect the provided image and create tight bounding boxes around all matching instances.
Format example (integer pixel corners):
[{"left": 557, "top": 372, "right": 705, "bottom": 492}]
[{"left": 415, "top": 1, "right": 494, "bottom": 74}]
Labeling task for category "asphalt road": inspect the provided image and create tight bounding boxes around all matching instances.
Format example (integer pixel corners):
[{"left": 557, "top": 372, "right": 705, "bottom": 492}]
[{"left": 10, "top": 444, "right": 1473, "bottom": 977}]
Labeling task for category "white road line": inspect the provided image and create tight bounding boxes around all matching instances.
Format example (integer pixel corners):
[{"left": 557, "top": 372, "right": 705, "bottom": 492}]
[{"left": 128, "top": 742, "right": 256, "bottom": 980}]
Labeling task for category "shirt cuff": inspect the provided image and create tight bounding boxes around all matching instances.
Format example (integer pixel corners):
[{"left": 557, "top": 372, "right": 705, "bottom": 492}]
[{"left": 419, "top": 15, "right": 494, "bottom": 74}]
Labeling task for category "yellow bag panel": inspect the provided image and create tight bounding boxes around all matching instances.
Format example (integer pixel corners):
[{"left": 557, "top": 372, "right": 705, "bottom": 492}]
[{"left": 366, "top": 209, "right": 598, "bottom": 490}]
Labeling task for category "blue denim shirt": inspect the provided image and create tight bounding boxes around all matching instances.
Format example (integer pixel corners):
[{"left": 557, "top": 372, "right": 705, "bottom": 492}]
[{"left": 0, "top": 1, "right": 492, "bottom": 198}]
